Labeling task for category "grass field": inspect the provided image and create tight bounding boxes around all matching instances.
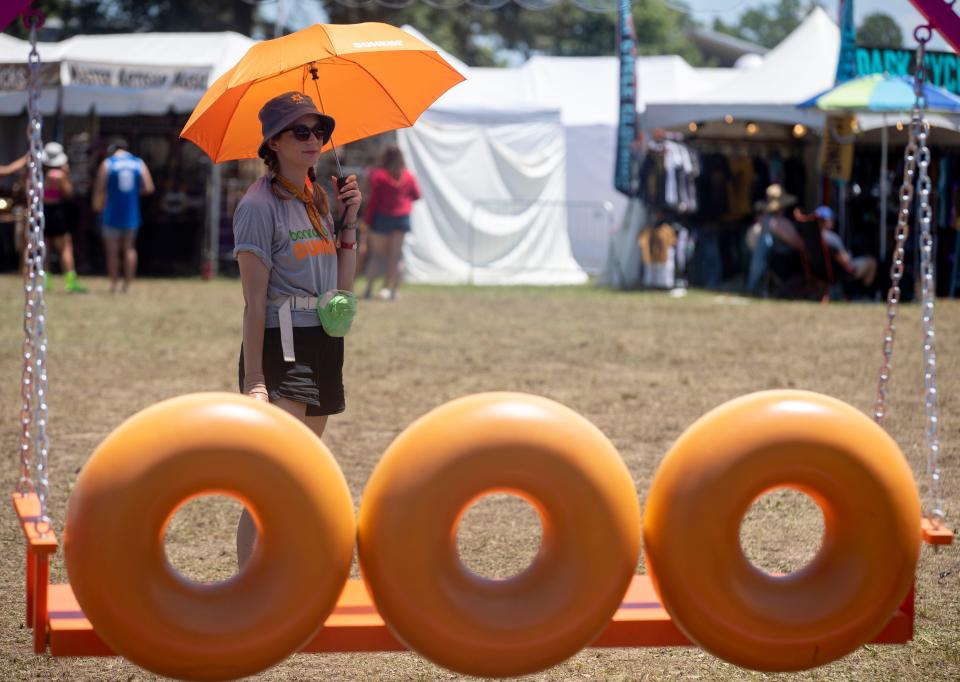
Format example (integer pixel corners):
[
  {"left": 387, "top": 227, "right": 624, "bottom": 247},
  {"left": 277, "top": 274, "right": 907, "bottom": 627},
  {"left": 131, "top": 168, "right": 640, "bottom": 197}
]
[{"left": 1, "top": 274, "right": 958, "bottom": 681}]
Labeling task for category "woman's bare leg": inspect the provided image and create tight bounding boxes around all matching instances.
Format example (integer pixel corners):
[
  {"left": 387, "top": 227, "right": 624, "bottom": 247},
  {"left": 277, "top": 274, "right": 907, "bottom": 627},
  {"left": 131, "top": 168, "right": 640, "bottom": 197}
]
[
  {"left": 385, "top": 230, "right": 407, "bottom": 298},
  {"left": 236, "top": 398, "right": 328, "bottom": 568},
  {"left": 104, "top": 236, "right": 120, "bottom": 292},
  {"left": 121, "top": 231, "right": 137, "bottom": 292},
  {"left": 363, "top": 232, "right": 388, "bottom": 298}
]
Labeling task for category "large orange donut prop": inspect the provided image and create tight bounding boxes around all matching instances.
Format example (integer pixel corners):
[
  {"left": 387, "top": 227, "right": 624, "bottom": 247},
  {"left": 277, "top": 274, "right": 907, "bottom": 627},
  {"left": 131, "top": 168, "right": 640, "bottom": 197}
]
[
  {"left": 643, "top": 390, "right": 921, "bottom": 671},
  {"left": 64, "top": 393, "right": 356, "bottom": 681},
  {"left": 357, "top": 392, "right": 641, "bottom": 678}
]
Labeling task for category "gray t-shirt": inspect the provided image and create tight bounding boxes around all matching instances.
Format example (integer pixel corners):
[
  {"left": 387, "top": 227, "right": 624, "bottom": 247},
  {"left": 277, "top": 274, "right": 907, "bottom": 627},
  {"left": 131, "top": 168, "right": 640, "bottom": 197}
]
[
  {"left": 233, "top": 176, "right": 337, "bottom": 328},
  {"left": 822, "top": 229, "right": 849, "bottom": 258}
]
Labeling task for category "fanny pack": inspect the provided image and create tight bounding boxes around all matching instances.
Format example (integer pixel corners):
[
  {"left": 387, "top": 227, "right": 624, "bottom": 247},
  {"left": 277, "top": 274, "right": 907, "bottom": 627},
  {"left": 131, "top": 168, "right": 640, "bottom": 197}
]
[{"left": 277, "top": 290, "right": 358, "bottom": 362}]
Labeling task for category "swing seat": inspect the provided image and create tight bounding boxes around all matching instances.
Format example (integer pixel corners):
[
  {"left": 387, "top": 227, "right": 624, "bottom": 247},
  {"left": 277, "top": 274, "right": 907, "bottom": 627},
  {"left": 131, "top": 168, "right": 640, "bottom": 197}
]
[
  {"left": 14, "top": 492, "right": 916, "bottom": 659},
  {"left": 921, "top": 518, "right": 954, "bottom": 546}
]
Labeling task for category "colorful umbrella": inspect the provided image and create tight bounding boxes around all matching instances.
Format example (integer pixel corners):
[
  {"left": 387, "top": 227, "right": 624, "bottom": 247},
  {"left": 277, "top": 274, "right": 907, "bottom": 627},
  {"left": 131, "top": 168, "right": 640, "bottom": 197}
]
[
  {"left": 180, "top": 22, "right": 465, "bottom": 164},
  {"left": 798, "top": 73, "right": 960, "bottom": 113},
  {"left": 799, "top": 73, "right": 960, "bottom": 262}
]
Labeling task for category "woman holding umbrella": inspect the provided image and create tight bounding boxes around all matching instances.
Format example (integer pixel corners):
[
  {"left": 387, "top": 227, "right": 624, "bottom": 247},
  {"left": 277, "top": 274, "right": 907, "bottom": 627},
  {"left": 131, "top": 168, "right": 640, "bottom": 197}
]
[{"left": 233, "top": 92, "right": 362, "bottom": 566}]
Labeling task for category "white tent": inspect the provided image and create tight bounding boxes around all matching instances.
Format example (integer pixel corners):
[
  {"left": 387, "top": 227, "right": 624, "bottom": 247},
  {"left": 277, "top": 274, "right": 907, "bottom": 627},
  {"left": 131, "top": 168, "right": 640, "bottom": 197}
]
[
  {"left": 0, "top": 31, "right": 254, "bottom": 115},
  {"left": 398, "top": 26, "right": 585, "bottom": 285},
  {"left": 399, "top": 28, "right": 730, "bottom": 284},
  {"left": 644, "top": 7, "right": 839, "bottom": 129}
]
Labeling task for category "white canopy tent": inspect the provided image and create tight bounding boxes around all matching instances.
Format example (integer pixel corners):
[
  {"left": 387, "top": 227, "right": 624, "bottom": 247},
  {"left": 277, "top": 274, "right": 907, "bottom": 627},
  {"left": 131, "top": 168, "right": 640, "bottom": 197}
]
[{"left": 0, "top": 31, "right": 254, "bottom": 116}]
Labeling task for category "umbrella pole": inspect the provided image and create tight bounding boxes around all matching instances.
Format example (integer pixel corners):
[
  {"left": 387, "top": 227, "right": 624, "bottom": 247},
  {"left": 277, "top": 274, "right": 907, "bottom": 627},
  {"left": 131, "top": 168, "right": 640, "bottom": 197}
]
[
  {"left": 880, "top": 115, "right": 889, "bottom": 264},
  {"left": 328, "top": 139, "right": 344, "bottom": 178}
]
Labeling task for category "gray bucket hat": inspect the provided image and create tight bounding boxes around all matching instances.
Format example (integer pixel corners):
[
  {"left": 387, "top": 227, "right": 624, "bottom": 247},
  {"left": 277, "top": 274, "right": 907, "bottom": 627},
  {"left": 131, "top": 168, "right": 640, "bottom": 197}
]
[{"left": 257, "top": 91, "right": 336, "bottom": 159}]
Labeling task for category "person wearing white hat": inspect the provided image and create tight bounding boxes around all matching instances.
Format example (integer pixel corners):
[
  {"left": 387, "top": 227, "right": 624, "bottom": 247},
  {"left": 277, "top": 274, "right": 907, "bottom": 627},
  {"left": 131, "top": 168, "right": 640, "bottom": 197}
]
[{"left": 41, "top": 141, "right": 86, "bottom": 293}]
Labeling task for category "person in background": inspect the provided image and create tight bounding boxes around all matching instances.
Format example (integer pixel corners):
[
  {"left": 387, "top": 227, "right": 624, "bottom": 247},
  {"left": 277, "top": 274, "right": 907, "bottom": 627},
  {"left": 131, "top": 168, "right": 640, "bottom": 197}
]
[
  {"left": 361, "top": 144, "right": 421, "bottom": 301},
  {"left": 747, "top": 184, "right": 803, "bottom": 296},
  {"left": 41, "top": 142, "right": 87, "bottom": 293},
  {"left": 795, "top": 205, "right": 877, "bottom": 294},
  {"left": 92, "top": 138, "right": 155, "bottom": 293}
]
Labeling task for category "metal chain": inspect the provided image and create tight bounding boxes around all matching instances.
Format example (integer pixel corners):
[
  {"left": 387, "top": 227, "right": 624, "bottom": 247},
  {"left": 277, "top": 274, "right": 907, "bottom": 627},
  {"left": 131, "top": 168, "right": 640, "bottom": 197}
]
[
  {"left": 21, "top": 18, "right": 51, "bottom": 525},
  {"left": 874, "top": 106, "right": 919, "bottom": 424},
  {"left": 873, "top": 30, "right": 945, "bottom": 528},
  {"left": 914, "top": 43, "right": 945, "bottom": 526}
]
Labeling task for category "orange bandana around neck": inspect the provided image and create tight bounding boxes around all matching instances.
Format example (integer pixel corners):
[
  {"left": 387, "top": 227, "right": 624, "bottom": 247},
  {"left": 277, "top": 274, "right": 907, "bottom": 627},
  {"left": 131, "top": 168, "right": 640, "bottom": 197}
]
[{"left": 273, "top": 174, "right": 331, "bottom": 242}]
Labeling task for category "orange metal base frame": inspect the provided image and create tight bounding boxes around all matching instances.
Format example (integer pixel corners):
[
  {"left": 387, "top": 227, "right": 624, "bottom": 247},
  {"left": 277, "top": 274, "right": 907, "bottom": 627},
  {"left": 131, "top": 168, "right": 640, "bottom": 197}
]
[{"left": 13, "top": 493, "right": 920, "bottom": 658}]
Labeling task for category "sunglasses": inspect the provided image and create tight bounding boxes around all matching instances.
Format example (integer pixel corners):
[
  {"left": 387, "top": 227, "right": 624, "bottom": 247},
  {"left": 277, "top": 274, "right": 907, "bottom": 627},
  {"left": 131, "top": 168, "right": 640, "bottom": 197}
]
[{"left": 282, "top": 123, "right": 329, "bottom": 143}]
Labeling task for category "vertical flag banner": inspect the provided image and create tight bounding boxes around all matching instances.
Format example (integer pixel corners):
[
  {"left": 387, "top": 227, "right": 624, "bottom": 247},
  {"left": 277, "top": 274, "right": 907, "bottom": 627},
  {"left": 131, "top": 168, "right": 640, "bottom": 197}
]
[
  {"left": 835, "top": 0, "right": 857, "bottom": 85},
  {"left": 614, "top": 0, "right": 638, "bottom": 197}
]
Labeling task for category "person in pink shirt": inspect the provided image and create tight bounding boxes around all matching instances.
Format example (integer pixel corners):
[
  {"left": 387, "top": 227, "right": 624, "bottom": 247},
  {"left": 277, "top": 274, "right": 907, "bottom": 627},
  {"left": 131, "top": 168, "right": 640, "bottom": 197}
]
[{"left": 361, "top": 144, "right": 421, "bottom": 300}]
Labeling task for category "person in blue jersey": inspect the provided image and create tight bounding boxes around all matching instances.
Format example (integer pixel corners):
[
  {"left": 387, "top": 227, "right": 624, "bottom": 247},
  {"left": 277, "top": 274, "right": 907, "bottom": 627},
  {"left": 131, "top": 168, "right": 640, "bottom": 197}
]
[{"left": 92, "top": 138, "right": 155, "bottom": 293}]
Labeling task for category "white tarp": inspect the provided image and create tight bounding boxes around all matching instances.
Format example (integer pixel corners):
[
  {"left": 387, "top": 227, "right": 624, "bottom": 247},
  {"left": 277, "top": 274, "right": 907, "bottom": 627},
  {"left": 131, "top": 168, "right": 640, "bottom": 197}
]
[
  {"left": 398, "top": 26, "right": 585, "bottom": 285},
  {"left": 0, "top": 31, "right": 254, "bottom": 115},
  {"left": 399, "top": 99, "right": 586, "bottom": 285}
]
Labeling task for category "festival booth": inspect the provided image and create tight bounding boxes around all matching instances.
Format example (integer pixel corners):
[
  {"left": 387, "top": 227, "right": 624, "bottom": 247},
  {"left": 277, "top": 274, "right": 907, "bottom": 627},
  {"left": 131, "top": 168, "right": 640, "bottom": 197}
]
[
  {"left": 608, "top": 8, "right": 850, "bottom": 291},
  {"left": 0, "top": 31, "right": 255, "bottom": 275}
]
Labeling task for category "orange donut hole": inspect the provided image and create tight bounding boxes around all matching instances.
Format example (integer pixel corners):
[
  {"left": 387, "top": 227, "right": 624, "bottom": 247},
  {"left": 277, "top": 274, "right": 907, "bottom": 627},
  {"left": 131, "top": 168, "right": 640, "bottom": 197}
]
[
  {"left": 643, "top": 390, "right": 921, "bottom": 671},
  {"left": 64, "top": 393, "right": 356, "bottom": 681},
  {"left": 358, "top": 392, "right": 641, "bottom": 678}
]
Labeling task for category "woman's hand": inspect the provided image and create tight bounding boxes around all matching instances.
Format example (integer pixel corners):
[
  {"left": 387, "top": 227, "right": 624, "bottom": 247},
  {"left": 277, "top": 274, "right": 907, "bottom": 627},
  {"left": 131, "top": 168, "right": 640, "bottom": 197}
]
[{"left": 332, "top": 174, "right": 362, "bottom": 226}]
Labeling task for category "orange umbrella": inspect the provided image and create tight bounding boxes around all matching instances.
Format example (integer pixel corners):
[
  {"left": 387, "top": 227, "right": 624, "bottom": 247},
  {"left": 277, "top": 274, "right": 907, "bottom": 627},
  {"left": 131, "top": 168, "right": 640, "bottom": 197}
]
[{"left": 180, "top": 22, "right": 464, "bottom": 165}]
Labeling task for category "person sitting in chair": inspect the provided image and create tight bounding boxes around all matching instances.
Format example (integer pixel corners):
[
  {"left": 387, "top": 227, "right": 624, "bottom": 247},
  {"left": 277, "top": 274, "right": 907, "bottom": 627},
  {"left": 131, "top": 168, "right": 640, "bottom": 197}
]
[{"left": 794, "top": 206, "right": 877, "bottom": 295}]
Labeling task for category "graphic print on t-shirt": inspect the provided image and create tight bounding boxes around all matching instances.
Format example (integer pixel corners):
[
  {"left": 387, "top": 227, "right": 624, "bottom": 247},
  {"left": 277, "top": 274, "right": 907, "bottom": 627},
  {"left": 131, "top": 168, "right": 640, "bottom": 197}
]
[{"left": 290, "top": 226, "right": 336, "bottom": 259}]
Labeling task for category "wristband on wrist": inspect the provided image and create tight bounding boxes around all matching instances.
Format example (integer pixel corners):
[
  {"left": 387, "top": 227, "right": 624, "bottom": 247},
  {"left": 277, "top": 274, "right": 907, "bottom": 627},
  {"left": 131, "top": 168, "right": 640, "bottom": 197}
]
[{"left": 338, "top": 240, "right": 358, "bottom": 251}]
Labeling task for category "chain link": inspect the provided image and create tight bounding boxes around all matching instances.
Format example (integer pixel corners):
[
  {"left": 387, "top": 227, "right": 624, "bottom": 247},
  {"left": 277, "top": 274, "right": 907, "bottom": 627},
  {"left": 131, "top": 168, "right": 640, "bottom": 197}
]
[
  {"left": 874, "top": 122, "right": 918, "bottom": 424},
  {"left": 915, "top": 83, "right": 945, "bottom": 527},
  {"left": 873, "top": 34, "right": 945, "bottom": 528},
  {"left": 19, "top": 23, "right": 51, "bottom": 526}
]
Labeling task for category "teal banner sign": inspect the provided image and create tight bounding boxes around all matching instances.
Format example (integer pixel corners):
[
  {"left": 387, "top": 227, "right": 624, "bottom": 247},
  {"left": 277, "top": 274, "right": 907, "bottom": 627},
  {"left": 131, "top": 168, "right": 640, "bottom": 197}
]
[{"left": 856, "top": 46, "right": 960, "bottom": 95}]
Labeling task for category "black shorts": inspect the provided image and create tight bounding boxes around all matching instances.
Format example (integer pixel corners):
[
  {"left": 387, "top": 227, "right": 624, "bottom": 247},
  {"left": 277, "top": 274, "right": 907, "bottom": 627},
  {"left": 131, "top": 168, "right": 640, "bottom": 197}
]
[
  {"left": 44, "top": 203, "right": 71, "bottom": 237},
  {"left": 238, "top": 326, "right": 345, "bottom": 416}
]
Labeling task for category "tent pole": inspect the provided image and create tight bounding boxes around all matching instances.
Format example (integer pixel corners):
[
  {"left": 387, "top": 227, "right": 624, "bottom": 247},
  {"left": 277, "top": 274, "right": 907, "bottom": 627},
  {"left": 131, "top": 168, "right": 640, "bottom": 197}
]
[
  {"left": 880, "top": 114, "right": 889, "bottom": 264},
  {"left": 204, "top": 163, "right": 221, "bottom": 280}
]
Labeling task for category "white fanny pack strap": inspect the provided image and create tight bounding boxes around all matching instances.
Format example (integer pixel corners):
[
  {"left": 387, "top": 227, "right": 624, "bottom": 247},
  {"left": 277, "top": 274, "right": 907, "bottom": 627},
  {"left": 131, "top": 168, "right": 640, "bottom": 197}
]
[{"left": 277, "top": 296, "right": 320, "bottom": 362}]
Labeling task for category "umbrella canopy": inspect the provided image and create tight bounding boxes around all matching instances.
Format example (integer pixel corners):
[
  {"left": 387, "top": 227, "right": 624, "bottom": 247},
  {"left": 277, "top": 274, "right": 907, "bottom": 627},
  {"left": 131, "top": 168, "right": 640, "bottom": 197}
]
[
  {"left": 798, "top": 73, "right": 960, "bottom": 114},
  {"left": 181, "top": 22, "right": 464, "bottom": 163}
]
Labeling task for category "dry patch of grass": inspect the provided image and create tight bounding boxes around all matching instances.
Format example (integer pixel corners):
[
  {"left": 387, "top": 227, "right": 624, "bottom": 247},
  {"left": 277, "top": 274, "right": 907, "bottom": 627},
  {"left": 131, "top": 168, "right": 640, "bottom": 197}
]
[{"left": 1, "top": 275, "right": 958, "bottom": 681}]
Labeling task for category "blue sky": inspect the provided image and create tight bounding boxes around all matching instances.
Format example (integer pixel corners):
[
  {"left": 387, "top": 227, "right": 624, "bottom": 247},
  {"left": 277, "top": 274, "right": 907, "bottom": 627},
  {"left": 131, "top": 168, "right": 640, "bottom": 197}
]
[{"left": 260, "top": 0, "right": 953, "bottom": 52}]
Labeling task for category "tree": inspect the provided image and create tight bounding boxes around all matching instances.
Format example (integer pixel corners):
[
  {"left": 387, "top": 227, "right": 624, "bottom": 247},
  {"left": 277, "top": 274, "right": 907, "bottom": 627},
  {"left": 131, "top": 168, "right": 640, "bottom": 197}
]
[
  {"left": 857, "top": 12, "right": 903, "bottom": 47},
  {"left": 323, "top": 0, "right": 702, "bottom": 66},
  {"left": 713, "top": 0, "right": 820, "bottom": 49},
  {"left": 5, "top": 0, "right": 702, "bottom": 68},
  {"left": 3, "top": 1, "right": 257, "bottom": 40}
]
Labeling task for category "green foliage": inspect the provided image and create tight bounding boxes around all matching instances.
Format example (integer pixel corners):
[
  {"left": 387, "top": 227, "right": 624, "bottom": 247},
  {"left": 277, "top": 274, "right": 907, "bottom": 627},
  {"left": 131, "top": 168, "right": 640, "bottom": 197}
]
[
  {"left": 857, "top": 12, "right": 903, "bottom": 48},
  {"left": 3, "top": 0, "right": 255, "bottom": 39},
  {"left": 325, "top": 0, "right": 702, "bottom": 66},
  {"left": 5, "top": 0, "right": 702, "bottom": 67},
  {"left": 713, "top": 0, "right": 821, "bottom": 49}
]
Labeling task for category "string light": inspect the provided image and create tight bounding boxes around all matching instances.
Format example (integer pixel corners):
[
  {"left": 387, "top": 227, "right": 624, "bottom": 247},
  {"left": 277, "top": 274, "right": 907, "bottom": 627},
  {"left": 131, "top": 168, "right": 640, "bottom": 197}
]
[
  {"left": 688, "top": 121, "right": 698, "bottom": 132},
  {"left": 724, "top": 114, "right": 734, "bottom": 124},
  {"left": 792, "top": 123, "right": 807, "bottom": 138},
  {"left": 745, "top": 121, "right": 758, "bottom": 135}
]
